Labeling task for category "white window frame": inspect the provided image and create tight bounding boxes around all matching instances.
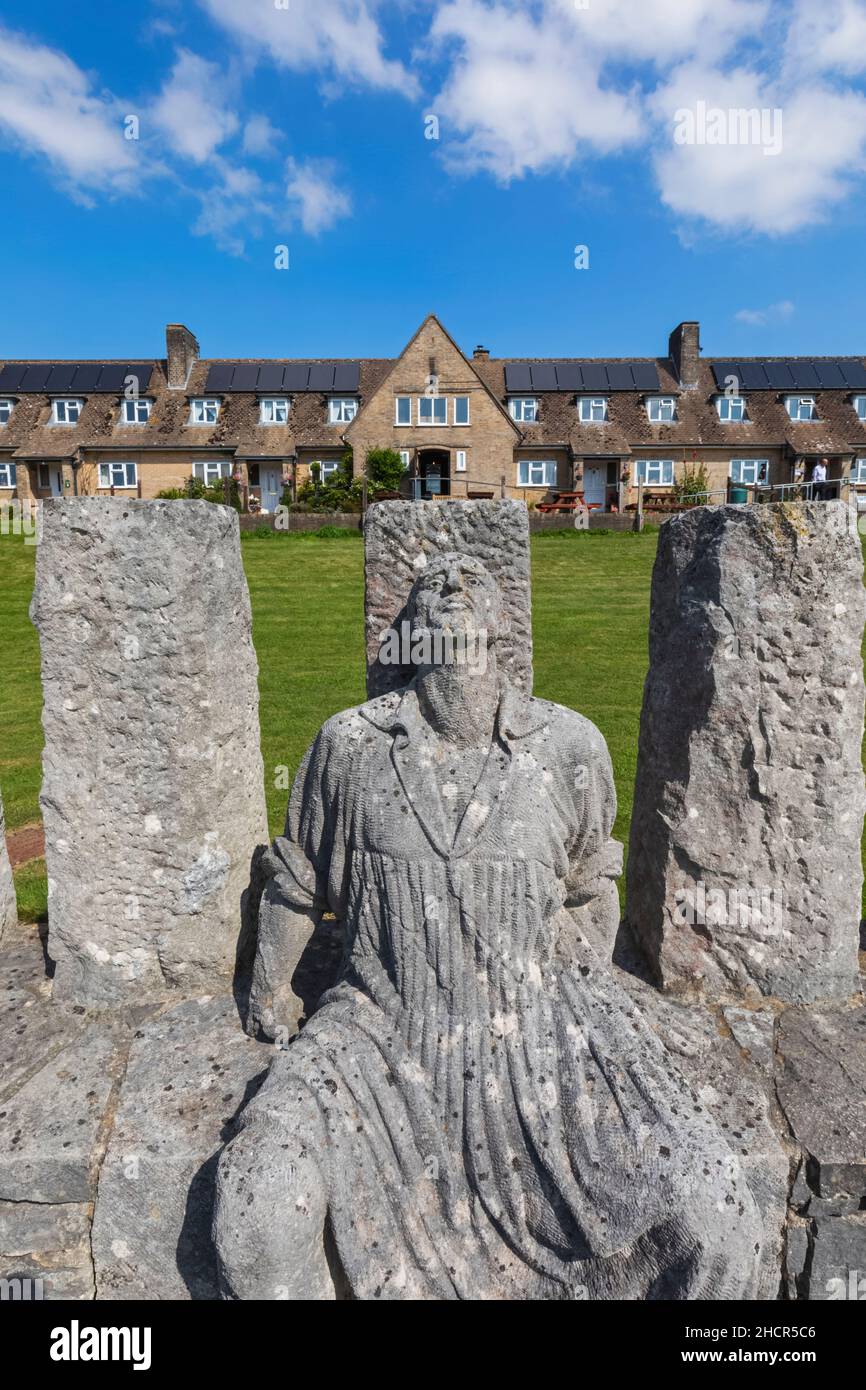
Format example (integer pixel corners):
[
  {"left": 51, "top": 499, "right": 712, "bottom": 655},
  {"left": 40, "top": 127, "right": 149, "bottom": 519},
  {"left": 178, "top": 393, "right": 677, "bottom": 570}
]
[
  {"left": 646, "top": 397, "right": 677, "bottom": 423},
  {"left": 508, "top": 397, "right": 538, "bottom": 423},
  {"left": 189, "top": 398, "right": 220, "bottom": 425},
  {"left": 395, "top": 396, "right": 412, "bottom": 426},
  {"left": 853, "top": 458, "right": 866, "bottom": 484},
  {"left": 121, "top": 397, "right": 152, "bottom": 425},
  {"left": 0, "top": 399, "right": 14, "bottom": 426},
  {"left": 517, "top": 459, "right": 557, "bottom": 488},
  {"left": 98, "top": 461, "right": 138, "bottom": 490},
  {"left": 635, "top": 459, "right": 674, "bottom": 486},
  {"left": 453, "top": 396, "right": 470, "bottom": 426},
  {"left": 193, "top": 460, "right": 232, "bottom": 485},
  {"left": 785, "top": 395, "right": 818, "bottom": 421},
  {"left": 730, "top": 458, "right": 769, "bottom": 486},
  {"left": 0, "top": 462, "right": 17, "bottom": 488},
  {"left": 52, "top": 398, "right": 83, "bottom": 425},
  {"left": 853, "top": 396, "right": 866, "bottom": 421},
  {"left": 418, "top": 396, "right": 447, "bottom": 426},
  {"left": 716, "top": 396, "right": 747, "bottom": 422},
  {"left": 578, "top": 396, "right": 609, "bottom": 423},
  {"left": 318, "top": 459, "right": 340, "bottom": 482},
  {"left": 399, "top": 449, "right": 411, "bottom": 470},
  {"left": 259, "top": 398, "right": 290, "bottom": 425},
  {"left": 328, "top": 397, "right": 358, "bottom": 425},
  {"left": 455, "top": 450, "right": 467, "bottom": 473}
]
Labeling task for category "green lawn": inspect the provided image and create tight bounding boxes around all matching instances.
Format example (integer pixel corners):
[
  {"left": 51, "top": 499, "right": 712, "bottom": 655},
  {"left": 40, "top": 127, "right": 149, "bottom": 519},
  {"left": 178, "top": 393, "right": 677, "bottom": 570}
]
[{"left": 0, "top": 524, "right": 797, "bottom": 924}]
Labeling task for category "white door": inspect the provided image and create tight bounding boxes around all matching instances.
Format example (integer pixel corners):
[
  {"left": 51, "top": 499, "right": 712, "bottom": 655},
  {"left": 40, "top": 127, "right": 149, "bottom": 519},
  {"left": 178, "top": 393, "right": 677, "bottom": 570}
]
[
  {"left": 50, "top": 467, "right": 63, "bottom": 497},
  {"left": 583, "top": 463, "right": 606, "bottom": 507},
  {"left": 261, "top": 467, "right": 282, "bottom": 513}
]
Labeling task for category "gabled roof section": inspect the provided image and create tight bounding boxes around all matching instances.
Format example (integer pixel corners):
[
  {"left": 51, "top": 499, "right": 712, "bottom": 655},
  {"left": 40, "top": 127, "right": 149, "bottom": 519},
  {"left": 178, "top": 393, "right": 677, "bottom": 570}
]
[{"left": 345, "top": 314, "right": 521, "bottom": 438}]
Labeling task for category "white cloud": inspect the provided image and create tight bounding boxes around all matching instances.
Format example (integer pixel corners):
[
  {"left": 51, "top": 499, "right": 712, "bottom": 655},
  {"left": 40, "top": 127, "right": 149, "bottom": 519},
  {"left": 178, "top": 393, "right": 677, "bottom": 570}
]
[
  {"left": 784, "top": 0, "right": 866, "bottom": 78},
  {"left": 547, "top": 0, "right": 768, "bottom": 64},
  {"left": 429, "top": 0, "right": 643, "bottom": 180},
  {"left": 735, "top": 300, "right": 795, "bottom": 326},
  {"left": 285, "top": 157, "right": 351, "bottom": 235},
  {"left": 0, "top": 25, "right": 143, "bottom": 200},
  {"left": 198, "top": 0, "right": 416, "bottom": 94},
  {"left": 192, "top": 163, "right": 272, "bottom": 256},
  {"left": 650, "top": 63, "right": 866, "bottom": 235},
  {"left": 150, "top": 49, "right": 239, "bottom": 162},
  {"left": 242, "top": 114, "right": 281, "bottom": 157}
]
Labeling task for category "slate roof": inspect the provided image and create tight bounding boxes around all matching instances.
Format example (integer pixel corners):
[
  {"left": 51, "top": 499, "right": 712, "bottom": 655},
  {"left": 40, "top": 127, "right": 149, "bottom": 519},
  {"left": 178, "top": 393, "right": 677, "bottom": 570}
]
[
  {"left": 2, "top": 338, "right": 864, "bottom": 461},
  {"left": 473, "top": 357, "right": 866, "bottom": 457}
]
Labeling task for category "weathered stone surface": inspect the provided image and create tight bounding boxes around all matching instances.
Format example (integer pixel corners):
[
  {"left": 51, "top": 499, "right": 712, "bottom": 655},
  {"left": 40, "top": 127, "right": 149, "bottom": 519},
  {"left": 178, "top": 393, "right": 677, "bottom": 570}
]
[
  {"left": 806, "top": 1213, "right": 866, "bottom": 1300},
  {"left": 220, "top": 543, "right": 769, "bottom": 1300},
  {"left": 0, "top": 1201, "right": 93, "bottom": 1300},
  {"left": 0, "top": 1023, "right": 124, "bottom": 1202},
  {"left": 364, "top": 499, "right": 533, "bottom": 697},
  {"left": 0, "top": 788, "right": 17, "bottom": 939},
  {"left": 776, "top": 1004, "right": 866, "bottom": 1201},
  {"left": 627, "top": 502, "right": 865, "bottom": 1004},
  {"left": 91, "top": 995, "right": 268, "bottom": 1300},
  {"left": 723, "top": 1006, "right": 776, "bottom": 1071},
  {"left": 31, "top": 499, "right": 268, "bottom": 1006},
  {"left": 614, "top": 937, "right": 789, "bottom": 1300}
]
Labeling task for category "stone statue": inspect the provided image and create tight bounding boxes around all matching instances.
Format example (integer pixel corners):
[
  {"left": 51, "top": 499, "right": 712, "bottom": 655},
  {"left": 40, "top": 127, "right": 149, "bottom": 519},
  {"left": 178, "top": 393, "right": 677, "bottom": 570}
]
[{"left": 213, "top": 553, "right": 764, "bottom": 1300}]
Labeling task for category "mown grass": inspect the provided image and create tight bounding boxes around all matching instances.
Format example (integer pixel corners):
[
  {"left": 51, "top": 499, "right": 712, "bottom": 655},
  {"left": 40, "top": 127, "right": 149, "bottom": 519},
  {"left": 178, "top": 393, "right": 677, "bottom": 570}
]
[{"left": 3, "top": 523, "right": 862, "bottom": 923}]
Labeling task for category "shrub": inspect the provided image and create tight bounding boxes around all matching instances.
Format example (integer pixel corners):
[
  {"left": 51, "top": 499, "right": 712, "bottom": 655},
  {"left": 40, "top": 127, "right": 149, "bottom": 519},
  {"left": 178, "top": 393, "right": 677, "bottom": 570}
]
[{"left": 156, "top": 475, "right": 242, "bottom": 511}]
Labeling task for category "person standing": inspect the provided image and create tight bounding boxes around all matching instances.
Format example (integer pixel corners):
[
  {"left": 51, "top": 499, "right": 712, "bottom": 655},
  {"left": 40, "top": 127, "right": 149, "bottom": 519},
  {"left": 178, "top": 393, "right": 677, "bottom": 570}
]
[{"left": 812, "top": 457, "right": 828, "bottom": 501}]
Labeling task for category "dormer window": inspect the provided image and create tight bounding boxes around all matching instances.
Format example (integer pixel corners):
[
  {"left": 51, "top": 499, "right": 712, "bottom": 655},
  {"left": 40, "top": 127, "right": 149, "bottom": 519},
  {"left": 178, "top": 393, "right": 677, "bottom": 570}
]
[
  {"left": 578, "top": 396, "right": 609, "bottom": 423},
  {"left": 646, "top": 397, "right": 676, "bottom": 423},
  {"left": 189, "top": 398, "right": 220, "bottom": 425},
  {"left": 786, "top": 395, "right": 818, "bottom": 421},
  {"left": 260, "top": 398, "right": 290, "bottom": 425},
  {"left": 52, "top": 398, "right": 83, "bottom": 425},
  {"left": 716, "top": 395, "right": 746, "bottom": 422},
  {"left": 853, "top": 395, "right": 866, "bottom": 421},
  {"left": 121, "top": 397, "right": 152, "bottom": 424},
  {"left": 328, "top": 397, "right": 358, "bottom": 424},
  {"left": 0, "top": 400, "right": 14, "bottom": 425},
  {"left": 509, "top": 397, "right": 538, "bottom": 423}
]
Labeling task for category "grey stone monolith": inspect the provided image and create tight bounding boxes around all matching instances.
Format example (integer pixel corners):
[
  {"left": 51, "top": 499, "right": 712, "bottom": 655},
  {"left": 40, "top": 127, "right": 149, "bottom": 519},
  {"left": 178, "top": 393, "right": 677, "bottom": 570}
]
[
  {"left": 627, "top": 501, "right": 865, "bottom": 1004},
  {"left": 31, "top": 499, "right": 268, "bottom": 1006},
  {"left": 0, "top": 789, "right": 16, "bottom": 939}
]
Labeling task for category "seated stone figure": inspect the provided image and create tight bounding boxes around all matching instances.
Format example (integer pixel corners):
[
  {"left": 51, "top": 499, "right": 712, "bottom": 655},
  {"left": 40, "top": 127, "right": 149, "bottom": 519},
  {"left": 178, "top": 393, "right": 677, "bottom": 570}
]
[{"left": 213, "top": 553, "right": 764, "bottom": 1300}]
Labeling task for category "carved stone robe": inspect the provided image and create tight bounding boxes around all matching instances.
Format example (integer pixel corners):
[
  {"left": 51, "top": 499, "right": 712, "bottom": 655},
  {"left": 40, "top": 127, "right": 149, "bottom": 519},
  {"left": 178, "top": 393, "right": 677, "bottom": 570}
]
[{"left": 244, "top": 683, "right": 763, "bottom": 1300}]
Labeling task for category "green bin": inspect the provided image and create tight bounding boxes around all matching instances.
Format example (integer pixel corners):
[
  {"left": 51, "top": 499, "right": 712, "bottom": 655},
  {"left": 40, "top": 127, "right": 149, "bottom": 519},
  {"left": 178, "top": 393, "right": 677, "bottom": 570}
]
[{"left": 729, "top": 485, "right": 748, "bottom": 504}]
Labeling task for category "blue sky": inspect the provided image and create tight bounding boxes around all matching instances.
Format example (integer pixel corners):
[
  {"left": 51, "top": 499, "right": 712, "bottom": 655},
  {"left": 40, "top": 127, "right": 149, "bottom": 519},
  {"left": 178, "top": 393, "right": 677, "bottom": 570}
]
[{"left": 1, "top": 0, "right": 865, "bottom": 363}]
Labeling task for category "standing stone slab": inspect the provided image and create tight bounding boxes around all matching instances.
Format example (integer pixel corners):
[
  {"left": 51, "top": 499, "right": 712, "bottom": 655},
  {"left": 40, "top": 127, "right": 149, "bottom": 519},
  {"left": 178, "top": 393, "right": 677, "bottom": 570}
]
[
  {"left": 364, "top": 499, "right": 533, "bottom": 697},
  {"left": 31, "top": 500, "right": 268, "bottom": 1006},
  {"left": 627, "top": 502, "right": 865, "bottom": 1004},
  {"left": 0, "top": 788, "right": 17, "bottom": 939}
]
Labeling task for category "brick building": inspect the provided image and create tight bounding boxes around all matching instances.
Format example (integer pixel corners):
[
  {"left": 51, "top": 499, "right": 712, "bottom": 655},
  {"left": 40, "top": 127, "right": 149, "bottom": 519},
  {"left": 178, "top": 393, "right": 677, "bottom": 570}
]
[{"left": 2, "top": 314, "right": 865, "bottom": 512}]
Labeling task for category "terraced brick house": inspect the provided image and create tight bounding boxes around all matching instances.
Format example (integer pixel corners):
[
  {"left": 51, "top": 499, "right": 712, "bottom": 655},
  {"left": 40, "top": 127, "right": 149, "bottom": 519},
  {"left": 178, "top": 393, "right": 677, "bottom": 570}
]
[{"left": 2, "top": 315, "right": 865, "bottom": 513}]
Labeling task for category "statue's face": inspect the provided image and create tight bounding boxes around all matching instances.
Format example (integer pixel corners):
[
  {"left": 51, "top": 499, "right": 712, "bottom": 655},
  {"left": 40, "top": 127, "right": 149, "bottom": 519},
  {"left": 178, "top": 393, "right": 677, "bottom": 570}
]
[{"left": 410, "top": 554, "right": 502, "bottom": 638}]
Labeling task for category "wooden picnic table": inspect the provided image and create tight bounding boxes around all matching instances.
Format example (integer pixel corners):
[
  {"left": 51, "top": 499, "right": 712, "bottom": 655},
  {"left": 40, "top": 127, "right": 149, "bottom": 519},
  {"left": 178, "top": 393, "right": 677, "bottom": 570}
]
[{"left": 537, "top": 490, "right": 602, "bottom": 514}]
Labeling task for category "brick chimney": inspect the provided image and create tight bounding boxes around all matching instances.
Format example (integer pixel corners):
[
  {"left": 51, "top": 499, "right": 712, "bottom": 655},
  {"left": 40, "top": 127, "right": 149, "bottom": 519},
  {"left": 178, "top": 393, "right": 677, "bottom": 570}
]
[
  {"left": 668, "top": 321, "right": 701, "bottom": 389},
  {"left": 165, "top": 323, "right": 200, "bottom": 389},
  {"left": 473, "top": 345, "right": 490, "bottom": 361}
]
